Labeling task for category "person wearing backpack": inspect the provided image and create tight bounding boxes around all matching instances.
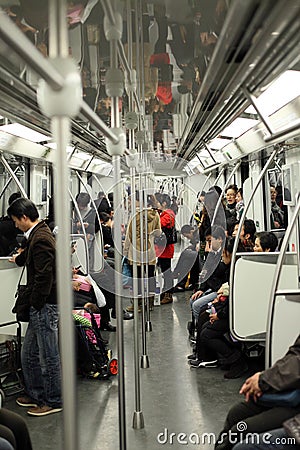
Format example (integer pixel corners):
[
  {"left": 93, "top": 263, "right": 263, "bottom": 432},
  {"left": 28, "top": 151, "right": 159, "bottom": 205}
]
[{"left": 155, "top": 193, "right": 177, "bottom": 304}]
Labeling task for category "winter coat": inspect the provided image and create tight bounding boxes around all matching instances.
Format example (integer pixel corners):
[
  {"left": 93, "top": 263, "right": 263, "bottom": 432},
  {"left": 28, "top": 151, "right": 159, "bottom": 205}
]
[
  {"left": 156, "top": 209, "right": 176, "bottom": 259},
  {"left": 123, "top": 208, "right": 161, "bottom": 265},
  {"left": 259, "top": 335, "right": 300, "bottom": 392},
  {"left": 15, "top": 221, "right": 57, "bottom": 310}
]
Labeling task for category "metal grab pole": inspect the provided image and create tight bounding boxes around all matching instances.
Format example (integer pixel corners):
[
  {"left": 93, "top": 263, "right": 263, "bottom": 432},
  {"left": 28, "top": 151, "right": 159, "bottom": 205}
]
[
  {"left": 108, "top": 24, "right": 127, "bottom": 448},
  {"left": 139, "top": 175, "right": 149, "bottom": 368},
  {"left": 0, "top": 8, "right": 64, "bottom": 90},
  {"left": 265, "top": 194, "right": 300, "bottom": 368},
  {"left": 229, "top": 147, "right": 278, "bottom": 341},
  {"left": 0, "top": 156, "right": 28, "bottom": 198},
  {"left": 0, "top": 10, "right": 120, "bottom": 144},
  {"left": 130, "top": 168, "right": 144, "bottom": 429},
  {"left": 48, "top": 2, "right": 78, "bottom": 450},
  {"left": 144, "top": 174, "right": 152, "bottom": 333},
  {"left": 211, "top": 162, "right": 241, "bottom": 226}
]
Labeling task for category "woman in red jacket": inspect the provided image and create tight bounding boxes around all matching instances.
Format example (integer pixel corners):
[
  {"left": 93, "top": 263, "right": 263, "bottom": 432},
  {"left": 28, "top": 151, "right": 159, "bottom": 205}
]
[{"left": 155, "top": 193, "right": 176, "bottom": 304}]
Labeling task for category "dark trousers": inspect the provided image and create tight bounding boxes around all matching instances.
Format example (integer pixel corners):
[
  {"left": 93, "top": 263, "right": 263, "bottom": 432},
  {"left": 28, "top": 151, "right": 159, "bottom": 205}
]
[
  {"left": 0, "top": 408, "right": 32, "bottom": 450},
  {"left": 158, "top": 257, "right": 173, "bottom": 293},
  {"left": 215, "top": 400, "right": 300, "bottom": 450},
  {"left": 196, "top": 312, "right": 240, "bottom": 364}
]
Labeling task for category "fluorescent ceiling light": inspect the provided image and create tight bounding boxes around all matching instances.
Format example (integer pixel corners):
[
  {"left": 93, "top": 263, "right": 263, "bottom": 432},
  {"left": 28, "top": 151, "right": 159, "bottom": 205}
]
[
  {"left": 221, "top": 117, "right": 259, "bottom": 138},
  {"left": 209, "top": 137, "right": 231, "bottom": 150},
  {"left": 0, "top": 123, "right": 50, "bottom": 142},
  {"left": 245, "top": 70, "right": 300, "bottom": 115}
]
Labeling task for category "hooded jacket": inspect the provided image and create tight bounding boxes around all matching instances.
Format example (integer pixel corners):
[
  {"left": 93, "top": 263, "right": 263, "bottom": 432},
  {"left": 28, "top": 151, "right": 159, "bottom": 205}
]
[{"left": 124, "top": 208, "right": 161, "bottom": 265}]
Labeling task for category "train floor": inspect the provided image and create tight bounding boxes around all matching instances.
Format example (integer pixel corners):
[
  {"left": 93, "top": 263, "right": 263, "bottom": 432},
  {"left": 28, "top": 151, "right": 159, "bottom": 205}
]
[{"left": 5, "top": 290, "right": 264, "bottom": 450}]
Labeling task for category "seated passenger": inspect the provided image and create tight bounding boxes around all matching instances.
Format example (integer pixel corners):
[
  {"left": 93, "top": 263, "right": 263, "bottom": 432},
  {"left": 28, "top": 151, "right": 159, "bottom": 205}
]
[
  {"left": 189, "top": 238, "right": 248, "bottom": 378},
  {"left": 232, "top": 417, "right": 300, "bottom": 450},
  {"left": 215, "top": 334, "right": 300, "bottom": 450},
  {"left": 232, "top": 219, "right": 256, "bottom": 251},
  {"left": 190, "top": 225, "right": 228, "bottom": 322},
  {"left": 172, "top": 224, "right": 200, "bottom": 291},
  {"left": 254, "top": 231, "right": 278, "bottom": 252}
]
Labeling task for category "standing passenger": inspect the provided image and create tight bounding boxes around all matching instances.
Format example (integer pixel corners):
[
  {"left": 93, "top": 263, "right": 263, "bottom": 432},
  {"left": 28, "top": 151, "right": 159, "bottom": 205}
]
[
  {"left": 8, "top": 198, "right": 62, "bottom": 417},
  {"left": 155, "top": 193, "right": 176, "bottom": 304}
]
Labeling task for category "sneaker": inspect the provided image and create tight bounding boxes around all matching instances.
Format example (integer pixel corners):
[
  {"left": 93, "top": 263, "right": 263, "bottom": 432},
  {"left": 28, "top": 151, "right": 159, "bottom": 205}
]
[
  {"left": 27, "top": 405, "right": 62, "bottom": 416},
  {"left": 187, "top": 353, "right": 197, "bottom": 360},
  {"left": 189, "top": 359, "right": 218, "bottom": 368},
  {"left": 198, "top": 359, "right": 218, "bottom": 368},
  {"left": 189, "top": 336, "right": 197, "bottom": 344},
  {"left": 16, "top": 396, "right": 37, "bottom": 408}
]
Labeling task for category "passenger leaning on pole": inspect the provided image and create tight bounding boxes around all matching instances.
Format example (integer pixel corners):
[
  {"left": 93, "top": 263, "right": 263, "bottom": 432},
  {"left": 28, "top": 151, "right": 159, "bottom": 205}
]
[{"left": 8, "top": 198, "right": 62, "bottom": 417}]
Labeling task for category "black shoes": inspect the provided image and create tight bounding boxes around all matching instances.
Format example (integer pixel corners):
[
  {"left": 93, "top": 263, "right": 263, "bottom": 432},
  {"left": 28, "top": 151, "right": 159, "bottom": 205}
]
[{"left": 100, "top": 323, "right": 116, "bottom": 332}]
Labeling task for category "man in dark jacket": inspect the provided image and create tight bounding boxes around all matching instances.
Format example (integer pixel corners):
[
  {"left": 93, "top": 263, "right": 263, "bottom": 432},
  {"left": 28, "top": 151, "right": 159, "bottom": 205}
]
[
  {"left": 8, "top": 198, "right": 62, "bottom": 417},
  {"left": 215, "top": 334, "right": 300, "bottom": 449},
  {"left": 190, "top": 225, "right": 228, "bottom": 320}
]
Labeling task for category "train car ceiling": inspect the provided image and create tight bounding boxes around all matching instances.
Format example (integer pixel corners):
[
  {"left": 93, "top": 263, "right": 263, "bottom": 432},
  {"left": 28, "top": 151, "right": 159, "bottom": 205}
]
[{"left": 0, "top": 0, "right": 299, "bottom": 176}]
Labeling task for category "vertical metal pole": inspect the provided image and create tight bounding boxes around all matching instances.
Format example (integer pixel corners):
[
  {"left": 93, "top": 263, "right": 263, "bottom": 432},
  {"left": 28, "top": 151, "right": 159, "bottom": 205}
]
[
  {"left": 110, "top": 34, "right": 127, "bottom": 449},
  {"left": 144, "top": 170, "right": 152, "bottom": 333},
  {"left": 130, "top": 169, "right": 144, "bottom": 429},
  {"left": 139, "top": 173, "right": 149, "bottom": 368},
  {"left": 49, "top": 2, "right": 78, "bottom": 450}
]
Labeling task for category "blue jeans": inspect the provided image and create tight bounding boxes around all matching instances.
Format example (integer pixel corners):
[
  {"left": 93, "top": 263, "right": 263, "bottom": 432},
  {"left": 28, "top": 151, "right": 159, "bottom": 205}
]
[
  {"left": 232, "top": 428, "right": 298, "bottom": 450},
  {"left": 21, "top": 304, "right": 62, "bottom": 408},
  {"left": 190, "top": 291, "right": 217, "bottom": 321}
]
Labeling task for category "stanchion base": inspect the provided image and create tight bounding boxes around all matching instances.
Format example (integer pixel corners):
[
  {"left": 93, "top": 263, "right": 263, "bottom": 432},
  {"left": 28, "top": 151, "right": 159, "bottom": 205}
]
[
  {"left": 146, "top": 321, "right": 152, "bottom": 332},
  {"left": 140, "top": 354, "right": 150, "bottom": 368},
  {"left": 132, "top": 410, "right": 145, "bottom": 429}
]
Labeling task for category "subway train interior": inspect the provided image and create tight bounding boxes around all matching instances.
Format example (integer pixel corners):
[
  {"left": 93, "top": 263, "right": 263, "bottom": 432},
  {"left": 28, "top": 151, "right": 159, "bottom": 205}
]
[{"left": 0, "top": 0, "right": 300, "bottom": 449}]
